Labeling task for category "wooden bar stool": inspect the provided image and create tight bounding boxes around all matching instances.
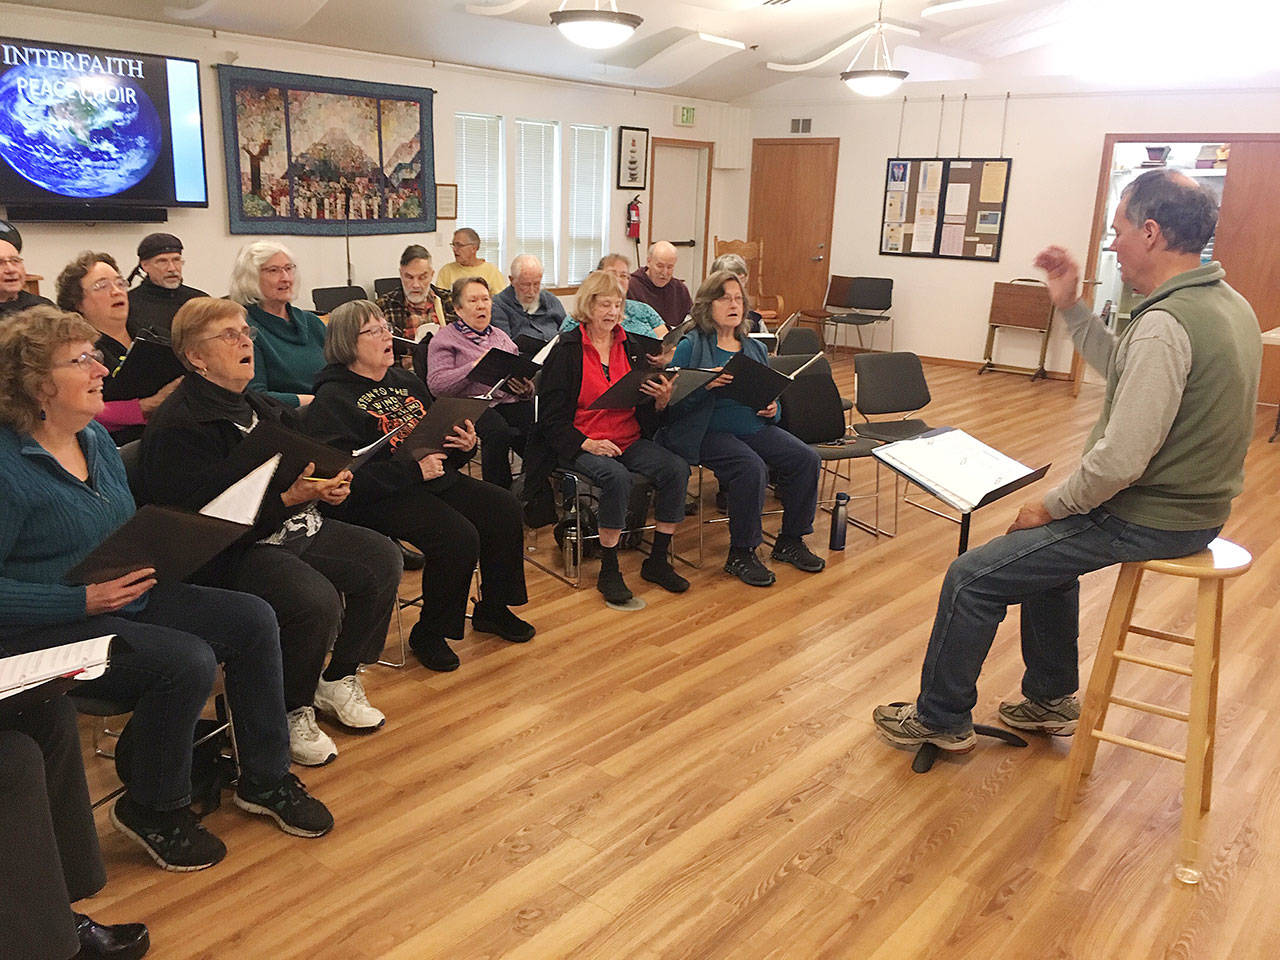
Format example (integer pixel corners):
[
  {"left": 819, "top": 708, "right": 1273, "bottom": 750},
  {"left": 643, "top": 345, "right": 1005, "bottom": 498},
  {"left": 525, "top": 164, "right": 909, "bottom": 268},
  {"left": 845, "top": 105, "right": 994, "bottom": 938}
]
[{"left": 1055, "top": 537, "right": 1252, "bottom": 885}]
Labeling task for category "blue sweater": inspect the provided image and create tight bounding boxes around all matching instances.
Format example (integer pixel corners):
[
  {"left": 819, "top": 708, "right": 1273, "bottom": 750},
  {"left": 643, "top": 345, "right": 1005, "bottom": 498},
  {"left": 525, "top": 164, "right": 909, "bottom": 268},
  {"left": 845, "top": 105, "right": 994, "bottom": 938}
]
[
  {"left": 246, "top": 302, "right": 327, "bottom": 408},
  {"left": 0, "top": 421, "right": 136, "bottom": 630}
]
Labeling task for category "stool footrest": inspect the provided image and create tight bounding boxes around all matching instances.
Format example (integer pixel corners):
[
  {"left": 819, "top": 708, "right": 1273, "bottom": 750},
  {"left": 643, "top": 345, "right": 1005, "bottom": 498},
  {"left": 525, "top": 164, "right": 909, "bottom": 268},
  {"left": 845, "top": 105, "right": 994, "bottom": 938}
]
[
  {"left": 1109, "top": 694, "right": 1190, "bottom": 723},
  {"left": 1092, "top": 729, "right": 1186, "bottom": 763},
  {"left": 1113, "top": 649, "right": 1192, "bottom": 676},
  {"left": 1129, "top": 624, "right": 1195, "bottom": 646}
]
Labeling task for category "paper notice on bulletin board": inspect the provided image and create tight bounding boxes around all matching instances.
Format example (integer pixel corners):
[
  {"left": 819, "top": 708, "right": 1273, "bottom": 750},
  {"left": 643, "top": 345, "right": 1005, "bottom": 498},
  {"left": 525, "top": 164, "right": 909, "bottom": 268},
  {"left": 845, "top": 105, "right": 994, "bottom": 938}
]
[
  {"left": 939, "top": 223, "right": 965, "bottom": 256},
  {"left": 920, "top": 161, "right": 944, "bottom": 194},
  {"left": 914, "top": 192, "right": 939, "bottom": 222},
  {"left": 882, "top": 223, "right": 905, "bottom": 253},
  {"left": 884, "top": 193, "right": 906, "bottom": 222},
  {"left": 980, "top": 161, "right": 1008, "bottom": 203},
  {"left": 911, "top": 221, "right": 937, "bottom": 253},
  {"left": 944, "top": 183, "right": 970, "bottom": 219}
]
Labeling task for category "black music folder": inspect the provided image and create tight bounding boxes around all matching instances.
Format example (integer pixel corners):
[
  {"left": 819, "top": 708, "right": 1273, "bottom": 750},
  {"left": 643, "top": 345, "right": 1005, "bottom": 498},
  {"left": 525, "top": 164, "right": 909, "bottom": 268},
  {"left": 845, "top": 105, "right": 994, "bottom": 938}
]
[
  {"left": 104, "top": 336, "right": 186, "bottom": 399},
  {"left": 234, "top": 419, "right": 403, "bottom": 482},
  {"left": 628, "top": 318, "right": 696, "bottom": 357},
  {"left": 393, "top": 397, "right": 491, "bottom": 460},
  {"left": 715, "top": 352, "right": 822, "bottom": 409},
  {"left": 515, "top": 334, "right": 551, "bottom": 358},
  {"left": 469, "top": 348, "right": 541, "bottom": 387}
]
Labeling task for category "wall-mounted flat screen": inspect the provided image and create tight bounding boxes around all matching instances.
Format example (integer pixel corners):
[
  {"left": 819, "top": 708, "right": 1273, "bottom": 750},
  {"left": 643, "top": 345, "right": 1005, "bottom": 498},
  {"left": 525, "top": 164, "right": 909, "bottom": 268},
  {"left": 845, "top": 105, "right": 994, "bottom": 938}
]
[{"left": 0, "top": 37, "right": 207, "bottom": 207}]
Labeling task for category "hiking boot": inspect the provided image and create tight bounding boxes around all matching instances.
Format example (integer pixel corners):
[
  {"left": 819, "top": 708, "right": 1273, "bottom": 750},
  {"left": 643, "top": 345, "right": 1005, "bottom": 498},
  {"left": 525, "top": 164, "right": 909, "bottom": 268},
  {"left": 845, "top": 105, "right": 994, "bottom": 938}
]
[
  {"left": 872, "top": 702, "right": 976, "bottom": 752},
  {"left": 640, "top": 556, "right": 690, "bottom": 593},
  {"left": 111, "top": 793, "right": 226, "bottom": 872},
  {"left": 771, "top": 536, "right": 826, "bottom": 572},
  {"left": 234, "top": 773, "right": 334, "bottom": 837},
  {"left": 471, "top": 600, "right": 536, "bottom": 643},
  {"left": 597, "top": 567, "right": 634, "bottom": 605},
  {"left": 286, "top": 706, "right": 337, "bottom": 766},
  {"left": 998, "top": 694, "right": 1080, "bottom": 736},
  {"left": 314, "top": 674, "right": 385, "bottom": 730},
  {"left": 724, "top": 547, "right": 775, "bottom": 587},
  {"left": 410, "top": 622, "right": 460, "bottom": 671}
]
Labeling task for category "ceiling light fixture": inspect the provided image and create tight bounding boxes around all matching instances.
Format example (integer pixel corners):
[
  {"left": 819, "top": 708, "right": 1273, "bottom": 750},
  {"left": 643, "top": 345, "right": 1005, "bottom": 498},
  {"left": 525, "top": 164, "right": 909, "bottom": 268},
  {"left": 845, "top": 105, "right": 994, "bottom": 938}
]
[
  {"left": 840, "top": 0, "right": 908, "bottom": 96},
  {"left": 920, "top": 0, "right": 1008, "bottom": 17},
  {"left": 550, "top": 1, "right": 643, "bottom": 49},
  {"left": 698, "top": 32, "right": 747, "bottom": 50}
]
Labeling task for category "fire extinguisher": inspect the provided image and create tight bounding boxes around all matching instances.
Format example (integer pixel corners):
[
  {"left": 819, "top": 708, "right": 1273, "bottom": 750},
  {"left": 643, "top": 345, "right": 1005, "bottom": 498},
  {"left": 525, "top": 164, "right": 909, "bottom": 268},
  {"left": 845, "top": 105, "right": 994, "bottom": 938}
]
[{"left": 626, "top": 195, "right": 642, "bottom": 261}]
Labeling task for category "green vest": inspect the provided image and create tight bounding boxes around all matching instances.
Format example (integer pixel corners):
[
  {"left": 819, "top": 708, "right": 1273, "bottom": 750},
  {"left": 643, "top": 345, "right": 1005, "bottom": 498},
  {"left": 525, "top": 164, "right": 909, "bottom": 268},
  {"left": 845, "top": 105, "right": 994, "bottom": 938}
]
[{"left": 1087, "top": 262, "right": 1261, "bottom": 530}]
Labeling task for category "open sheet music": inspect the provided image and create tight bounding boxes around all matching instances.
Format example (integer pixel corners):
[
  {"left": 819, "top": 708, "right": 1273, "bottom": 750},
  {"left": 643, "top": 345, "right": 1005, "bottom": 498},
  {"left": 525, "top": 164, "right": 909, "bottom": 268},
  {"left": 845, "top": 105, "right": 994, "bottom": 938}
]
[
  {"left": 872, "top": 428, "right": 1047, "bottom": 513},
  {"left": 0, "top": 635, "right": 114, "bottom": 701}
]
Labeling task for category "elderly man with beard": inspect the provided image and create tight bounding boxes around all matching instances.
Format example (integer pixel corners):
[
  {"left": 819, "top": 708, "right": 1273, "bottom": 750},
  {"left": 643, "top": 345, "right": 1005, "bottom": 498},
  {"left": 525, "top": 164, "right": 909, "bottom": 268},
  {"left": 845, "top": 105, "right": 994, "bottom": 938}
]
[
  {"left": 125, "top": 233, "right": 208, "bottom": 339},
  {"left": 491, "top": 254, "right": 566, "bottom": 343},
  {"left": 0, "top": 221, "right": 53, "bottom": 320}
]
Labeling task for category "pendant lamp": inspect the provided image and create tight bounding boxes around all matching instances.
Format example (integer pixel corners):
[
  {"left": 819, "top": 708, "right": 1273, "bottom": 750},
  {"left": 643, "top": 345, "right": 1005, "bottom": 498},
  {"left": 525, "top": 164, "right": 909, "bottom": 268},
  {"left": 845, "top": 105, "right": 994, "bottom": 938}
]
[
  {"left": 550, "top": 1, "right": 643, "bottom": 49},
  {"left": 840, "top": 0, "right": 908, "bottom": 96}
]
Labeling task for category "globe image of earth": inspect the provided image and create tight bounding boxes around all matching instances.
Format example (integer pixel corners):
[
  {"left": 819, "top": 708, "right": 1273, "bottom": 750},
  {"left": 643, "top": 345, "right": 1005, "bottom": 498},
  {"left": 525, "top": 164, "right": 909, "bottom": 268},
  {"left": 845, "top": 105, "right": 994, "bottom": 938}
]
[{"left": 0, "top": 64, "right": 162, "bottom": 199}]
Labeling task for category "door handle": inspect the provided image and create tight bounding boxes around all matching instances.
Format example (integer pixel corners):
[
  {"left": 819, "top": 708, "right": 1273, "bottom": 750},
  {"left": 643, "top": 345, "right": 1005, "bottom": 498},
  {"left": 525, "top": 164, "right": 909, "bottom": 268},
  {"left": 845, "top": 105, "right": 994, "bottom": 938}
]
[
  {"left": 811, "top": 255, "right": 825, "bottom": 262},
  {"left": 671, "top": 239, "right": 697, "bottom": 247}
]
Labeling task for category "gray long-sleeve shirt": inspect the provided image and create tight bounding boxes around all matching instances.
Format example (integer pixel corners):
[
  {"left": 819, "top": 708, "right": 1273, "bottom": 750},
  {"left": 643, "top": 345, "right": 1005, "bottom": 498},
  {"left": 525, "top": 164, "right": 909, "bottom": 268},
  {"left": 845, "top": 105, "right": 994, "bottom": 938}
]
[{"left": 1042, "top": 300, "right": 1192, "bottom": 519}]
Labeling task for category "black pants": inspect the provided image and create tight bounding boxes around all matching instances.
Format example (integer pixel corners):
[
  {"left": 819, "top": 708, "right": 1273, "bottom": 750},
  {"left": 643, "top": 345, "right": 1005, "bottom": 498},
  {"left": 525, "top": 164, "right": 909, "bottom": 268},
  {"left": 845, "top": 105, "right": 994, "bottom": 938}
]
[
  {"left": 475, "top": 402, "right": 533, "bottom": 489},
  {"left": 0, "top": 696, "right": 106, "bottom": 960},
  {"left": 226, "top": 519, "right": 402, "bottom": 711},
  {"left": 344, "top": 475, "right": 528, "bottom": 639}
]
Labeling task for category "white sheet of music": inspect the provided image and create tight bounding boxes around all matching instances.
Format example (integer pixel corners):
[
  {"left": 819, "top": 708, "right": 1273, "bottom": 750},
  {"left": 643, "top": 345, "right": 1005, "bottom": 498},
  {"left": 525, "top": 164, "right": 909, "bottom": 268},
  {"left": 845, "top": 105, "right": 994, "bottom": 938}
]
[
  {"left": 0, "top": 634, "right": 114, "bottom": 699},
  {"left": 875, "top": 429, "right": 1032, "bottom": 512},
  {"left": 199, "top": 454, "right": 281, "bottom": 524}
]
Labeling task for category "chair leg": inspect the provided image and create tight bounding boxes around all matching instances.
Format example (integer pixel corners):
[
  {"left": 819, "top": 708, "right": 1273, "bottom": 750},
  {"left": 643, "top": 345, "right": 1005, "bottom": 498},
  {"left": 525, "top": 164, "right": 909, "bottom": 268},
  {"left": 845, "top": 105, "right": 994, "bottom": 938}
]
[
  {"left": 1202, "top": 582, "right": 1222, "bottom": 813},
  {"left": 1056, "top": 562, "right": 1143, "bottom": 820},
  {"left": 1175, "top": 577, "right": 1220, "bottom": 882},
  {"left": 378, "top": 594, "right": 409, "bottom": 668}
]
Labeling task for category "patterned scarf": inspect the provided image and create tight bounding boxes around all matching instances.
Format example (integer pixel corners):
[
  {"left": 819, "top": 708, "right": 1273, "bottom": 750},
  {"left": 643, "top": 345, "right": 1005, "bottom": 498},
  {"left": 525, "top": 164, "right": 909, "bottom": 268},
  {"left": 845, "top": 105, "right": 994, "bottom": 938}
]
[{"left": 452, "top": 318, "right": 491, "bottom": 346}]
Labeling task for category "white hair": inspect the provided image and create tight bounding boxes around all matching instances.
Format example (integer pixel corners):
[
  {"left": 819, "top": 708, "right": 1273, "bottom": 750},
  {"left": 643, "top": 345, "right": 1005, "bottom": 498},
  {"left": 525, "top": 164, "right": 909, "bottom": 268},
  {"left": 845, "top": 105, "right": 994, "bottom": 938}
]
[
  {"left": 509, "top": 253, "right": 542, "bottom": 278},
  {"left": 710, "top": 253, "right": 748, "bottom": 278},
  {"left": 228, "top": 240, "right": 298, "bottom": 305}
]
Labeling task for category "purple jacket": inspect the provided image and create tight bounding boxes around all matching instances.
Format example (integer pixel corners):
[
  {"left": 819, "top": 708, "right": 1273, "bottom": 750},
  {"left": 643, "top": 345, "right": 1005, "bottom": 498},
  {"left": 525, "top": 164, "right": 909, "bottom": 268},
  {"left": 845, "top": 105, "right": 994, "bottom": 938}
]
[{"left": 426, "top": 322, "right": 522, "bottom": 404}]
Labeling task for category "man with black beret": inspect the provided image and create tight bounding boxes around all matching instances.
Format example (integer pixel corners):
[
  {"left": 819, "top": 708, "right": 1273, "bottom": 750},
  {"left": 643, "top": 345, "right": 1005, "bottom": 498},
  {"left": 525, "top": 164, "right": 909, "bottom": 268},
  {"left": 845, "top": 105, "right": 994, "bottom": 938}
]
[
  {"left": 0, "top": 220, "right": 54, "bottom": 320},
  {"left": 126, "top": 232, "right": 208, "bottom": 339}
]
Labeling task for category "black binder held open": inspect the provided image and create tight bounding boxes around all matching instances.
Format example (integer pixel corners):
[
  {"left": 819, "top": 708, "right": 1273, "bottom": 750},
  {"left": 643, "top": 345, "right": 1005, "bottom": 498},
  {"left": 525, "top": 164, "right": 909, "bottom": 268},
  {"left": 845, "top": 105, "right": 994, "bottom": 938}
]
[
  {"left": 393, "top": 397, "right": 491, "bottom": 460},
  {"left": 232, "top": 419, "right": 404, "bottom": 482},
  {"left": 714, "top": 352, "right": 822, "bottom": 409},
  {"left": 469, "top": 348, "right": 541, "bottom": 388},
  {"left": 103, "top": 336, "right": 186, "bottom": 400}
]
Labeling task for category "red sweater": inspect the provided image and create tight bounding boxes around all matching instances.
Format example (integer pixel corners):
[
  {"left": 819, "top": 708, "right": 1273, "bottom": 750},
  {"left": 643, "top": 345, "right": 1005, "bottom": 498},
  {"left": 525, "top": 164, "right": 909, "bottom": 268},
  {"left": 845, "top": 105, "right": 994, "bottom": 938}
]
[{"left": 573, "top": 326, "right": 642, "bottom": 451}]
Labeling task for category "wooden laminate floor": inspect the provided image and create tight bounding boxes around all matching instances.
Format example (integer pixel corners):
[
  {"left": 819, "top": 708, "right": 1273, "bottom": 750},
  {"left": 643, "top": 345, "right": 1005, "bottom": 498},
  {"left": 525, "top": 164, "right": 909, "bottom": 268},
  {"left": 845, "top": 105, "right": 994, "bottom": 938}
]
[{"left": 77, "top": 359, "right": 1280, "bottom": 959}]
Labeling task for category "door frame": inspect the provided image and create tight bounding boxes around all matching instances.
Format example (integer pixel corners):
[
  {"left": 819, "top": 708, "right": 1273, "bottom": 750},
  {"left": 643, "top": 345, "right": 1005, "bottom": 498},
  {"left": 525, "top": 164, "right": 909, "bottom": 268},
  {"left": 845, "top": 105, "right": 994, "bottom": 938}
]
[
  {"left": 648, "top": 137, "right": 715, "bottom": 278},
  {"left": 1072, "top": 131, "right": 1280, "bottom": 395}
]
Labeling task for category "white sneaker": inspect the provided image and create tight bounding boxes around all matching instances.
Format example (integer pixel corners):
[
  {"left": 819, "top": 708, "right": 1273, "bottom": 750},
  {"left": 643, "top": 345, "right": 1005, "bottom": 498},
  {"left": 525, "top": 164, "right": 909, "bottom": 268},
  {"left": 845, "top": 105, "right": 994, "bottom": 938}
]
[
  {"left": 286, "top": 706, "right": 337, "bottom": 766},
  {"left": 313, "top": 674, "right": 386, "bottom": 730}
]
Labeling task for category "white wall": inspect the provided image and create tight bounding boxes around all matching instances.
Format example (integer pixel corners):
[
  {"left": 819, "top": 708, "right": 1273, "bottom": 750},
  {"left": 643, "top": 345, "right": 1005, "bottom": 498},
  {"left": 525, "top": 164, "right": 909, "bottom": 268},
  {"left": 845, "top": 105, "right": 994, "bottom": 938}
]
[
  {"left": 748, "top": 86, "right": 1280, "bottom": 374},
  {"left": 0, "top": 4, "right": 748, "bottom": 306}
]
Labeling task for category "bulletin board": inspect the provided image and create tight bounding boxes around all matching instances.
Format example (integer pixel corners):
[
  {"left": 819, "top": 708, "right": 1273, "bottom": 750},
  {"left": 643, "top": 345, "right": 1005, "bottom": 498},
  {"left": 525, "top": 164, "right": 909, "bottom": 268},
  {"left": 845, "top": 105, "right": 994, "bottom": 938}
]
[{"left": 879, "top": 157, "right": 1012, "bottom": 262}]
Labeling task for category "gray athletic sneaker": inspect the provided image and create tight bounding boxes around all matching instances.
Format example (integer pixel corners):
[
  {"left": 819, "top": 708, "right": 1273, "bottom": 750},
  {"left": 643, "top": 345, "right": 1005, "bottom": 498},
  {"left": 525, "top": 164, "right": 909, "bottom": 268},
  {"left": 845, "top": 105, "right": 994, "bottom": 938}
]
[
  {"left": 873, "top": 702, "right": 977, "bottom": 752},
  {"left": 998, "top": 694, "right": 1080, "bottom": 736}
]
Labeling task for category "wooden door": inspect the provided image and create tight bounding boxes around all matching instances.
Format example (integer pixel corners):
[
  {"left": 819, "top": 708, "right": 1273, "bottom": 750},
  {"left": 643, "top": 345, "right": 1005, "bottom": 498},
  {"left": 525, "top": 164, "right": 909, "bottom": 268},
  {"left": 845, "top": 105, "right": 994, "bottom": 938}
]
[
  {"left": 1213, "top": 139, "right": 1280, "bottom": 404},
  {"left": 747, "top": 138, "right": 839, "bottom": 320},
  {"left": 649, "top": 138, "right": 713, "bottom": 289}
]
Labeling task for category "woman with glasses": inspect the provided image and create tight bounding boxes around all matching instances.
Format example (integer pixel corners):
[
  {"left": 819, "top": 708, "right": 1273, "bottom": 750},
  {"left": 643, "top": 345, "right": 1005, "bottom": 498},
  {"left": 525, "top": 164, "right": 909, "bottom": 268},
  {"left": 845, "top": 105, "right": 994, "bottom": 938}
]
[
  {"left": 659, "top": 270, "right": 825, "bottom": 587},
  {"left": 228, "top": 240, "right": 325, "bottom": 409},
  {"left": 55, "top": 251, "right": 183, "bottom": 445},
  {"left": 0, "top": 304, "right": 333, "bottom": 874},
  {"left": 139, "top": 297, "right": 402, "bottom": 767},
  {"left": 308, "top": 300, "right": 534, "bottom": 672}
]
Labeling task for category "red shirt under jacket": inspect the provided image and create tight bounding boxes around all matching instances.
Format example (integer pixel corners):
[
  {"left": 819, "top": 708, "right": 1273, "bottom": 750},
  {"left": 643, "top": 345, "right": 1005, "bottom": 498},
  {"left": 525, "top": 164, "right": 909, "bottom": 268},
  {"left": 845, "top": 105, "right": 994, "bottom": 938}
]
[{"left": 573, "top": 324, "right": 642, "bottom": 452}]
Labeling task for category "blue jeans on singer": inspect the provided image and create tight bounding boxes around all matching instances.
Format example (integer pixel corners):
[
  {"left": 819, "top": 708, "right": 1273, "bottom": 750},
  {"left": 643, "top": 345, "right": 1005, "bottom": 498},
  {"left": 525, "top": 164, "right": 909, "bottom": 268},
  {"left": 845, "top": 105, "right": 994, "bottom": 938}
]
[{"left": 916, "top": 507, "right": 1220, "bottom": 732}]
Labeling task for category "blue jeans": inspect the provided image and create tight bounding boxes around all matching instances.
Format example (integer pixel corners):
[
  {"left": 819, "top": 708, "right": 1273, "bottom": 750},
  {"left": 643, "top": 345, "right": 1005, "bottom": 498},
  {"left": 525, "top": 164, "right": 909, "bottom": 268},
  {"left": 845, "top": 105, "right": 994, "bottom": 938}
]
[
  {"left": 2, "top": 583, "right": 289, "bottom": 810},
  {"left": 569, "top": 437, "right": 690, "bottom": 530},
  {"left": 916, "top": 508, "right": 1220, "bottom": 732},
  {"left": 699, "top": 425, "right": 821, "bottom": 550}
]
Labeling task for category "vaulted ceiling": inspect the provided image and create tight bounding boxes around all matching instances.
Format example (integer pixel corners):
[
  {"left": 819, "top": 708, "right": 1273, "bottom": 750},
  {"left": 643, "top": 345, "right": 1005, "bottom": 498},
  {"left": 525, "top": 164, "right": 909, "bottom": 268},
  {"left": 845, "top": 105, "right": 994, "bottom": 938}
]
[{"left": 14, "top": 0, "right": 1280, "bottom": 102}]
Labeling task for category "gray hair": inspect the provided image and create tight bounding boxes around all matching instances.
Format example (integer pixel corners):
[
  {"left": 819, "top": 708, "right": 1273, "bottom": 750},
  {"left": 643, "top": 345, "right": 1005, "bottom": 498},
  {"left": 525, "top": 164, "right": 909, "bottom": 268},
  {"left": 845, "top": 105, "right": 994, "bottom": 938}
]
[
  {"left": 324, "top": 299, "right": 383, "bottom": 366},
  {"left": 1120, "top": 169, "right": 1218, "bottom": 255},
  {"left": 509, "top": 253, "right": 542, "bottom": 278},
  {"left": 229, "top": 240, "right": 297, "bottom": 305},
  {"left": 451, "top": 275, "right": 490, "bottom": 304},
  {"left": 598, "top": 252, "right": 629, "bottom": 271},
  {"left": 400, "top": 244, "right": 431, "bottom": 268},
  {"left": 690, "top": 271, "right": 751, "bottom": 340},
  {"left": 710, "top": 253, "right": 748, "bottom": 279},
  {"left": 453, "top": 227, "right": 480, "bottom": 246}
]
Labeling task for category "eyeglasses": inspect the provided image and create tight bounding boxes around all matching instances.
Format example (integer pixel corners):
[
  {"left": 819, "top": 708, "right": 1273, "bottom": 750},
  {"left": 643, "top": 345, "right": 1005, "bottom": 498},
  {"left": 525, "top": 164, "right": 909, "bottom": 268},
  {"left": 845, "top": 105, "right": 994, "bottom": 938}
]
[
  {"left": 450, "top": 241, "right": 477, "bottom": 250},
  {"left": 59, "top": 349, "right": 106, "bottom": 369},
  {"left": 261, "top": 263, "right": 297, "bottom": 276},
  {"left": 199, "top": 326, "right": 257, "bottom": 345},
  {"left": 0, "top": 256, "right": 23, "bottom": 268},
  {"left": 88, "top": 277, "right": 128, "bottom": 293},
  {"left": 715, "top": 294, "right": 745, "bottom": 305},
  {"left": 358, "top": 323, "right": 394, "bottom": 337}
]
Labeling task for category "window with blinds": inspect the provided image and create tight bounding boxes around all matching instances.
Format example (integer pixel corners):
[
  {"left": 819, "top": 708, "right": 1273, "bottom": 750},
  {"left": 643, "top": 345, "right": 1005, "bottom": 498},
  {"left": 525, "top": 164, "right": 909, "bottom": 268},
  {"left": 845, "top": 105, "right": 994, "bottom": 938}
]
[
  {"left": 514, "top": 118, "right": 559, "bottom": 283},
  {"left": 567, "top": 124, "right": 610, "bottom": 284},
  {"left": 454, "top": 113, "right": 504, "bottom": 268}
]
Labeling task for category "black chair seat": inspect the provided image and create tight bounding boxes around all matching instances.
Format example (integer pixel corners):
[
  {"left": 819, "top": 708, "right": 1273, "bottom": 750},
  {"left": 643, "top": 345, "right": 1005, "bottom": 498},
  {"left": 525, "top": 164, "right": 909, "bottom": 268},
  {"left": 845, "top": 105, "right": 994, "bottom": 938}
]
[
  {"left": 840, "top": 396, "right": 853, "bottom": 412},
  {"left": 854, "top": 419, "right": 932, "bottom": 443},
  {"left": 69, "top": 694, "right": 133, "bottom": 717},
  {"left": 814, "top": 437, "right": 880, "bottom": 460},
  {"left": 827, "top": 311, "right": 886, "bottom": 326}
]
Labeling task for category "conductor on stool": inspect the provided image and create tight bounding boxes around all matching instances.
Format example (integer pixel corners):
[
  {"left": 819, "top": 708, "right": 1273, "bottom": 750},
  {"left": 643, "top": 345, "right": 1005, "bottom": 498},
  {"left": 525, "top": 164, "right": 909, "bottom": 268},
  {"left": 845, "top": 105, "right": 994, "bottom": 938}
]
[{"left": 873, "top": 169, "right": 1261, "bottom": 754}]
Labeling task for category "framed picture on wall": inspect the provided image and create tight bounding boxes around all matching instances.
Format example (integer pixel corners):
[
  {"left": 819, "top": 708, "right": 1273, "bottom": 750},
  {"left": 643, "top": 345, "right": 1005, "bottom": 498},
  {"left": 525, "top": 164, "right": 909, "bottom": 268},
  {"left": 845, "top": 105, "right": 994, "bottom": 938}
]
[
  {"left": 436, "top": 183, "right": 457, "bottom": 220},
  {"left": 617, "top": 126, "right": 649, "bottom": 190}
]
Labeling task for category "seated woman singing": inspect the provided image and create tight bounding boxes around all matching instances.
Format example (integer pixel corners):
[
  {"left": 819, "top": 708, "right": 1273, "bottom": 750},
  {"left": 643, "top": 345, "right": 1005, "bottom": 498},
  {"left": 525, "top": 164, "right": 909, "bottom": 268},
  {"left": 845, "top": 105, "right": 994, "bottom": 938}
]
[
  {"left": 426, "top": 277, "right": 533, "bottom": 490},
  {"left": 307, "top": 300, "right": 534, "bottom": 672},
  {"left": 140, "top": 297, "right": 403, "bottom": 768},
  {"left": 0, "top": 305, "right": 332, "bottom": 875},
  {"left": 532, "top": 270, "right": 691, "bottom": 605},
  {"left": 660, "top": 270, "right": 825, "bottom": 587}
]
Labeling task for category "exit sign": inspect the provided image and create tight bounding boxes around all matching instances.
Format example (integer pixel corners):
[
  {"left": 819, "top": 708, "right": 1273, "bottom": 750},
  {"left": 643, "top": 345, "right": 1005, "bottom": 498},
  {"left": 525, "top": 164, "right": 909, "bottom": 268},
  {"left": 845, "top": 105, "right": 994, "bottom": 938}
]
[{"left": 674, "top": 105, "right": 696, "bottom": 127}]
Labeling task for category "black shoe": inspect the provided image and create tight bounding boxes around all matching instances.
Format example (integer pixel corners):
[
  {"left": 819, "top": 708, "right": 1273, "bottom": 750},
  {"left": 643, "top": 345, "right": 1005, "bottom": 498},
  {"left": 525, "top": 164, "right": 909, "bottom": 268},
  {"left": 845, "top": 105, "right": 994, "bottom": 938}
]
[
  {"left": 640, "top": 557, "right": 690, "bottom": 593},
  {"left": 74, "top": 913, "right": 150, "bottom": 960},
  {"left": 234, "top": 772, "right": 334, "bottom": 838},
  {"left": 724, "top": 548, "right": 775, "bottom": 587},
  {"left": 472, "top": 600, "right": 536, "bottom": 643},
  {"left": 410, "top": 622, "right": 460, "bottom": 671},
  {"left": 597, "top": 567, "right": 634, "bottom": 604},
  {"left": 111, "top": 793, "right": 226, "bottom": 873},
  {"left": 399, "top": 541, "right": 425, "bottom": 571},
  {"left": 771, "top": 536, "right": 826, "bottom": 572}
]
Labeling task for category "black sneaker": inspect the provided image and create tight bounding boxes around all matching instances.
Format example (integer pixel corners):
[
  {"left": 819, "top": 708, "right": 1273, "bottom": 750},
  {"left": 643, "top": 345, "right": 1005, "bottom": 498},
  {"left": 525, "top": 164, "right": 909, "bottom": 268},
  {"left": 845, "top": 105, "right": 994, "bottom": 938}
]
[
  {"left": 111, "top": 793, "right": 226, "bottom": 872},
  {"left": 410, "top": 621, "right": 460, "bottom": 671},
  {"left": 640, "top": 557, "right": 690, "bottom": 593},
  {"left": 234, "top": 773, "right": 334, "bottom": 838},
  {"left": 597, "top": 567, "right": 634, "bottom": 604},
  {"left": 724, "top": 548, "right": 775, "bottom": 587},
  {"left": 771, "top": 536, "right": 826, "bottom": 572},
  {"left": 471, "top": 600, "right": 536, "bottom": 643}
]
